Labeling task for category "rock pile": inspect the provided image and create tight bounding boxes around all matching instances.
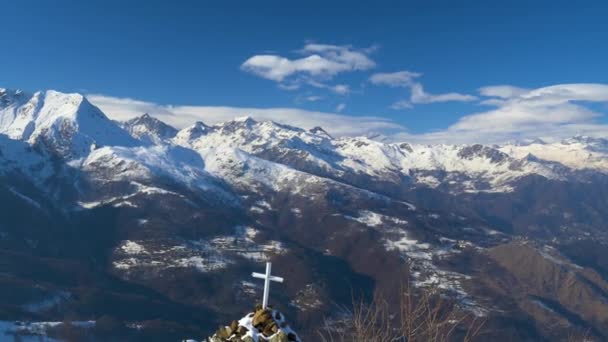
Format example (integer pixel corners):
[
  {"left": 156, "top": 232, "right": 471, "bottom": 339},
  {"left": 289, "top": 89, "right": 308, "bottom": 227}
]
[{"left": 207, "top": 306, "right": 301, "bottom": 342}]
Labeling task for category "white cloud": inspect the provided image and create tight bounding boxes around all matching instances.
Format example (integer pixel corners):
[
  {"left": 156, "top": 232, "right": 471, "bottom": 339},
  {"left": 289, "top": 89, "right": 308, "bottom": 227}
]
[
  {"left": 300, "top": 43, "right": 376, "bottom": 71},
  {"left": 410, "top": 83, "right": 477, "bottom": 104},
  {"left": 370, "top": 70, "right": 477, "bottom": 108},
  {"left": 332, "top": 84, "right": 351, "bottom": 95},
  {"left": 478, "top": 85, "right": 530, "bottom": 99},
  {"left": 241, "top": 55, "right": 344, "bottom": 82},
  {"left": 305, "top": 96, "right": 323, "bottom": 102},
  {"left": 307, "top": 80, "right": 351, "bottom": 94},
  {"left": 87, "top": 94, "right": 404, "bottom": 137},
  {"left": 451, "top": 84, "right": 608, "bottom": 132},
  {"left": 336, "top": 103, "right": 346, "bottom": 112},
  {"left": 241, "top": 43, "right": 375, "bottom": 83},
  {"left": 369, "top": 71, "right": 421, "bottom": 87},
  {"left": 405, "top": 83, "right": 608, "bottom": 144}
]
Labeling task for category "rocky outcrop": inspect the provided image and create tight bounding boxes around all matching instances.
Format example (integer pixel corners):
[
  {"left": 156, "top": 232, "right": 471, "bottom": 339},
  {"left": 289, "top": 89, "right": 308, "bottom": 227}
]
[{"left": 207, "top": 306, "right": 300, "bottom": 342}]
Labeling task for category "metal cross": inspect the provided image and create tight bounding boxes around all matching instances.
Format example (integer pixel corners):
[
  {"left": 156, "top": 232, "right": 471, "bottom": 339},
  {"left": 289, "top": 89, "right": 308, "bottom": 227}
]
[{"left": 251, "top": 262, "right": 284, "bottom": 309}]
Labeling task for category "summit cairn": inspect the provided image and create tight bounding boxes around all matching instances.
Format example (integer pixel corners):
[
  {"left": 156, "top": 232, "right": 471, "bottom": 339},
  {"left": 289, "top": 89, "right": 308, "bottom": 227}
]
[
  {"left": 206, "top": 262, "right": 301, "bottom": 342},
  {"left": 207, "top": 305, "right": 301, "bottom": 342}
]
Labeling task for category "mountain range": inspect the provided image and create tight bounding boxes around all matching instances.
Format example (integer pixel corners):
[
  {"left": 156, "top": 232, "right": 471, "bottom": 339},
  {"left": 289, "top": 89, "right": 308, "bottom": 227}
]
[{"left": 1, "top": 88, "right": 607, "bottom": 341}]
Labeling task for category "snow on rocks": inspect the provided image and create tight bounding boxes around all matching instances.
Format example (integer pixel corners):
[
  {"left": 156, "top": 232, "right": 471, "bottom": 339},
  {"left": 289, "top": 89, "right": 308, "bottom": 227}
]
[
  {"left": 500, "top": 135, "right": 608, "bottom": 172},
  {"left": 340, "top": 208, "right": 484, "bottom": 315},
  {"left": 120, "top": 240, "right": 147, "bottom": 254},
  {"left": 206, "top": 306, "right": 300, "bottom": 342},
  {"left": 345, "top": 210, "right": 408, "bottom": 227},
  {"left": 112, "top": 227, "right": 287, "bottom": 275},
  {"left": 289, "top": 284, "right": 323, "bottom": 312},
  {"left": 384, "top": 227, "right": 485, "bottom": 315},
  {"left": 112, "top": 239, "right": 232, "bottom": 274}
]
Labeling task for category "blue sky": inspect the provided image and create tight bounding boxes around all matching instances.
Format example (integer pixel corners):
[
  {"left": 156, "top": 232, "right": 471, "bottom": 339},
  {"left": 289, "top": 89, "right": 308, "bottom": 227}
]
[{"left": 1, "top": 0, "right": 607, "bottom": 142}]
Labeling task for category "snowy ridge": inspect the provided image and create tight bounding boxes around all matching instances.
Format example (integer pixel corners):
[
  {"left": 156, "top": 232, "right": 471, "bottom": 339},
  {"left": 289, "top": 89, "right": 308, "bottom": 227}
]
[
  {"left": 1, "top": 88, "right": 608, "bottom": 198},
  {"left": 173, "top": 115, "right": 580, "bottom": 193},
  {"left": 500, "top": 135, "right": 608, "bottom": 172}
]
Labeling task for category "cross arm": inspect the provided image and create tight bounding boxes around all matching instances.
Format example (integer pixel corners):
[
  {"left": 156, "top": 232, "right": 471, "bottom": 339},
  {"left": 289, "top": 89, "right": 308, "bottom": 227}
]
[{"left": 252, "top": 272, "right": 284, "bottom": 283}]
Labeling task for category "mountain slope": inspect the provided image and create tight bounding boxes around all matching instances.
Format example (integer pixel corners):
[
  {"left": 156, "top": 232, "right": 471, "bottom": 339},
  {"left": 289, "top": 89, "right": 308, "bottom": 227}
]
[{"left": 1, "top": 88, "right": 607, "bottom": 341}]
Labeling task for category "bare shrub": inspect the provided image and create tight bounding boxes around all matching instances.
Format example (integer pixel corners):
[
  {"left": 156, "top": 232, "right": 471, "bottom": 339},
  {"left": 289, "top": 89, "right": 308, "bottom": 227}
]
[
  {"left": 567, "top": 328, "right": 593, "bottom": 342},
  {"left": 318, "top": 279, "right": 485, "bottom": 342},
  {"left": 317, "top": 295, "right": 398, "bottom": 342},
  {"left": 398, "top": 280, "right": 484, "bottom": 342}
]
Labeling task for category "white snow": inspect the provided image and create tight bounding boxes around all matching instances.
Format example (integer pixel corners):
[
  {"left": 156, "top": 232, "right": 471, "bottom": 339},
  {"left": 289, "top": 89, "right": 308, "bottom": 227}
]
[
  {"left": 1, "top": 88, "right": 608, "bottom": 205},
  {"left": 346, "top": 210, "right": 408, "bottom": 227},
  {"left": 0, "top": 89, "right": 136, "bottom": 159},
  {"left": 112, "top": 226, "right": 287, "bottom": 274},
  {"left": 385, "top": 234, "right": 432, "bottom": 259},
  {"left": 0, "top": 320, "right": 94, "bottom": 341},
  {"left": 235, "top": 309, "right": 301, "bottom": 342},
  {"left": 500, "top": 136, "right": 608, "bottom": 172},
  {"left": 22, "top": 291, "right": 70, "bottom": 313},
  {"left": 120, "top": 240, "right": 147, "bottom": 254},
  {"left": 348, "top": 210, "right": 383, "bottom": 227},
  {"left": 175, "top": 256, "right": 230, "bottom": 272}
]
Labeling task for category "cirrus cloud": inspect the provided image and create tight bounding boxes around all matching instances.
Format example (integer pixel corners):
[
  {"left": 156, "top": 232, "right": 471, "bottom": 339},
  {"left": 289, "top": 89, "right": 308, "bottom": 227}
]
[{"left": 369, "top": 70, "right": 477, "bottom": 109}]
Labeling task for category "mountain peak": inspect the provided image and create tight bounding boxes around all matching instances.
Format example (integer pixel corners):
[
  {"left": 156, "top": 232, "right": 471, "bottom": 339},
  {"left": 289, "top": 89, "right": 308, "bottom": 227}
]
[
  {"left": 309, "top": 126, "right": 333, "bottom": 139},
  {"left": 0, "top": 88, "right": 30, "bottom": 108},
  {"left": 124, "top": 113, "right": 166, "bottom": 128},
  {"left": 192, "top": 120, "right": 210, "bottom": 129},
  {"left": 121, "top": 113, "right": 178, "bottom": 144},
  {"left": 561, "top": 135, "right": 602, "bottom": 145},
  {"left": 1, "top": 88, "right": 137, "bottom": 158},
  {"left": 175, "top": 121, "right": 211, "bottom": 142},
  {"left": 217, "top": 116, "right": 259, "bottom": 134},
  {"left": 233, "top": 116, "right": 257, "bottom": 124},
  {"left": 457, "top": 144, "right": 509, "bottom": 163},
  {"left": 507, "top": 137, "right": 547, "bottom": 146}
]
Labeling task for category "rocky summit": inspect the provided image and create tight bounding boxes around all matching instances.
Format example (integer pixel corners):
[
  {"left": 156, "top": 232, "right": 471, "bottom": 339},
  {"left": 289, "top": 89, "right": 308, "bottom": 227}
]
[{"left": 207, "top": 306, "right": 300, "bottom": 342}]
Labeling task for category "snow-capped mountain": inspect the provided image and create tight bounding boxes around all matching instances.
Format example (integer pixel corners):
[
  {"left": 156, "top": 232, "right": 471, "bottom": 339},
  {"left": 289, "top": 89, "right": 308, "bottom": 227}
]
[
  {"left": 0, "top": 88, "right": 137, "bottom": 159},
  {"left": 500, "top": 135, "right": 608, "bottom": 172},
  {"left": 1, "top": 88, "right": 608, "bottom": 341},
  {"left": 120, "top": 113, "right": 178, "bottom": 144},
  {"left": 171, "top": 115, "right": 580, "bottom": 194},
  {"left": 2, "top": 88, "right": 607, "bottom": 198}
]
